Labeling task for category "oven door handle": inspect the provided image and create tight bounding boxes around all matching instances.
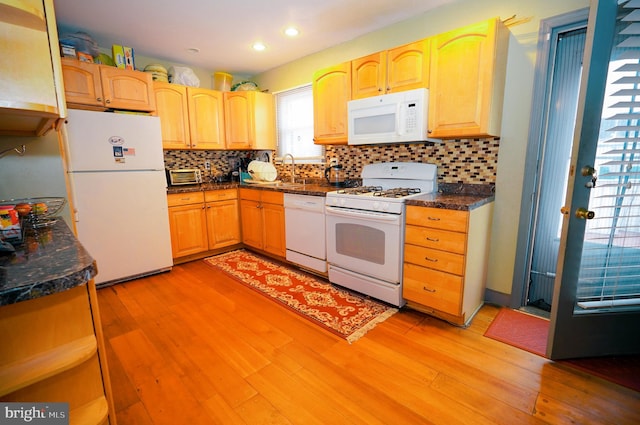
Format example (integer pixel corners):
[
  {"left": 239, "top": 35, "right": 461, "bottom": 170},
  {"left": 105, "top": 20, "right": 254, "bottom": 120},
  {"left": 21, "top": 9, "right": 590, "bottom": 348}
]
[{"left": 325, "top": 205, "right": 401, "bottom": 222}]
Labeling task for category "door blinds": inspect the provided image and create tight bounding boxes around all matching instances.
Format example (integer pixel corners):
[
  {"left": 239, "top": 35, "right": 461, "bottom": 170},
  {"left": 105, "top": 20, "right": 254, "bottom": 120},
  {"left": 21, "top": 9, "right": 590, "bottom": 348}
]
[{"left": 576, "top": 0, "right": 640, "bottom": 311}]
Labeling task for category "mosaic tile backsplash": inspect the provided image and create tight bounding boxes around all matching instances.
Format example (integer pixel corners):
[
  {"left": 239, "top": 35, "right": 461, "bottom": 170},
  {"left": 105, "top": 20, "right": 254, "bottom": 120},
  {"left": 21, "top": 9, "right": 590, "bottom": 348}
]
[{"left": 163, "top": 137, "right": 499, "bottom": 185}]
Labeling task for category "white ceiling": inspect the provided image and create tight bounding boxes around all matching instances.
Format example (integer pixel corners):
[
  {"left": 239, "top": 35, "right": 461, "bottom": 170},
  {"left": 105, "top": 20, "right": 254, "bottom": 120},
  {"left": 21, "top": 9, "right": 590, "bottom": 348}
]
[{"left": 53, "top": 0, "right": 453, "bottom": 76}]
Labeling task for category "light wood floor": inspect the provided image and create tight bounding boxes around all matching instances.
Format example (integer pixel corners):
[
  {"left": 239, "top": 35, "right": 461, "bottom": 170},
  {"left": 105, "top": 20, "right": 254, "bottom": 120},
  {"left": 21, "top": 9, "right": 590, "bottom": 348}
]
[{"left": 96, "top": 259, "right": 640, "bottom": 425}]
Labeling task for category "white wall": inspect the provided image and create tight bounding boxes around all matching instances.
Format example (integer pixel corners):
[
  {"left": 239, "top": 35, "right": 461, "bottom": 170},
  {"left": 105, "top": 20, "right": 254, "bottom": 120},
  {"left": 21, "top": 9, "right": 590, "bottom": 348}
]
[{"left": 253, "top": 0, "right": 589, "bottom": 297}]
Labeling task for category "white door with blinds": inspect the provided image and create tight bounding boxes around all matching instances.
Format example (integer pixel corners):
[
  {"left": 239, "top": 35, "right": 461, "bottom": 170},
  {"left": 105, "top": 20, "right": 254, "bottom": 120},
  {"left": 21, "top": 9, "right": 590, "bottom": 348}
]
[{"left": 548, "top": 0, "right": 640, "bottom": 359}]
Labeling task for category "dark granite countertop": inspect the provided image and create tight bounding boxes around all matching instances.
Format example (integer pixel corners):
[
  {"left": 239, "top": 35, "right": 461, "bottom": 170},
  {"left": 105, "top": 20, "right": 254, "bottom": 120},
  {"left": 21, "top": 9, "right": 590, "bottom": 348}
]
[
  {"left": 167, "top": 180, "right": 337, "bottom": 196},
  {"left": 167, "top": 181, "right": 495, "bottom": 210},
  {"left": 406, "top": 183, "right": 495, "bottom": 211},
  {"left": 0, "top": 220, "right": 97, "bottom": 306}
]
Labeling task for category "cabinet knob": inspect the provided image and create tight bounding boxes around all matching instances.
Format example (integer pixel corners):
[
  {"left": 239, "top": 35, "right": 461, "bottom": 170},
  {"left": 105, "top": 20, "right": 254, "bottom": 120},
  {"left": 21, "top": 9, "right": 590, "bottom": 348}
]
[
  {"left": 427, "top": 216, "right": 440, "bottom": 221},
  {"left": 422, "top": 286, "right": 436, "bottom": 293},
  {"left": 426, "top": 237, "right": 439, "bottom": 242},
  {"left": 96, "top": 97, "right": 102, "bottom": 102},
  {"left": 105, "top": 99, "right": 111, "bottom": 104},
  {"left": 424, "top": 257, "right": 438, "bottom": 263}
]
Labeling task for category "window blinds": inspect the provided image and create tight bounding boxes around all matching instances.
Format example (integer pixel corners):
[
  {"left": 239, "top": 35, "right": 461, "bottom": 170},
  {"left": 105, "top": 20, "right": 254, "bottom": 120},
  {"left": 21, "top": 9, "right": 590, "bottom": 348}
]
[{"left": 274, "top": 85, "right": 324, "bottom": 163}]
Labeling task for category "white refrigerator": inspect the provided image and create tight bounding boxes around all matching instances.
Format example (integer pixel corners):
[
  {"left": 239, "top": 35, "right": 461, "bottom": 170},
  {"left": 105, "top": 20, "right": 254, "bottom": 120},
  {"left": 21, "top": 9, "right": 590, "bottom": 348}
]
[{"left": 63, "top": 109, "right": 173, "bottom": 286}]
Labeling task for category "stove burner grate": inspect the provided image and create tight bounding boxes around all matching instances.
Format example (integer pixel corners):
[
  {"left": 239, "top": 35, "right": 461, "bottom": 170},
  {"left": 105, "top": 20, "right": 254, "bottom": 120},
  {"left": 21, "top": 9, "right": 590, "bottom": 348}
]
[
  {"left": 336, "top": 186, "right": 382, "bottom": 195},
  {"left": 373, "top": 187, "right": 422, "bottom": 198}
]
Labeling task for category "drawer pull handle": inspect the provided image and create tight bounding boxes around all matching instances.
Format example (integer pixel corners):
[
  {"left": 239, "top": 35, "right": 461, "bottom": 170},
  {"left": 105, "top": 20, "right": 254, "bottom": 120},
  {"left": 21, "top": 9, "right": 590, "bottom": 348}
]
[
  {"left": 424, "top": 257, "right": 438, "bottom": 262},
  {"left": 423, "top": 286, "right": 436, "bottom": 293},
  {"left": 427, "top": 216, "right": 441, "bottom": 221},
  {"left": 426, "top": 237, "right": 440, "bottom": 242}
]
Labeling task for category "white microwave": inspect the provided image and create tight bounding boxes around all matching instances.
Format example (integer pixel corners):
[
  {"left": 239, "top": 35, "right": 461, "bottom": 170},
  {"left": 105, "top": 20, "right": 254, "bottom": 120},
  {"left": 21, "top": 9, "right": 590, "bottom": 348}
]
[{"left": 347, "top": 88, "right": 438, "bottom": 145}]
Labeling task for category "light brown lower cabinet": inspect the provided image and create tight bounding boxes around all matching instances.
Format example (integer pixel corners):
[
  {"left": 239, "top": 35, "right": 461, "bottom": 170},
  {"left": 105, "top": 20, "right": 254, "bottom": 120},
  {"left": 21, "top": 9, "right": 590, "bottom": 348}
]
[
  {"left": 205, "top": 189, "right": 241, "bottom": 249},
  {"left": 167, "top": 189, "right": 241, "bottom": 260},
  {"left": 239, "top": 188, "right": 286, "bottom": 257},
  {"left": 0, "top": 282, "right": 116, "bottom": 424},
  {"left": 403, "top": 203, "right": 493, "bottom": 326}
]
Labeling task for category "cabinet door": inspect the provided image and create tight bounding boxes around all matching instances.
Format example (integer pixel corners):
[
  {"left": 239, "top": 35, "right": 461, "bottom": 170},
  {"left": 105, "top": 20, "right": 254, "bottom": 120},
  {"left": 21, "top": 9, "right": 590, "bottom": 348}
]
[
  {"left": 188, "top": 88, "right": 226, "bottom": 149},
  {"left": 312, "top": 62, "right": 350, "bottom": 145},
  {"left": 206, "top": 199, "right": 241, "bottom": 249},
  {"left": 61, "top": 58, "right": 104, "bottom": 109},
  {"left": 154, "top": 82, "right": 191, "bottom": 149},
  {"left": 251, "top": 91, "right": 276, "bottom": 150},
  {"left": 167, "top": 204, "right": 208, "bottom": 258},
  {"left": 428, "top": 17, "right": 507, "bottom": 138},
  {"left": 99, "top": 66, "right": 156, "bottom": 111},
  {"left": 387, "top": 39, "right": 430, "bottom": 93},
  {"left": 240, "top": 199, "right": 263, "bottom": 249},
  {"left": 224, "top": 91, "right": 253, "bottom": 149},
  {"left": 0, "top": 0, "right": 64, "bottom": 136},
  {"left": 262, "top": 202, "right": 286, "bottom": 257},
  {"left": 351, "top": 52, "right": 387, "bottom": 99}
]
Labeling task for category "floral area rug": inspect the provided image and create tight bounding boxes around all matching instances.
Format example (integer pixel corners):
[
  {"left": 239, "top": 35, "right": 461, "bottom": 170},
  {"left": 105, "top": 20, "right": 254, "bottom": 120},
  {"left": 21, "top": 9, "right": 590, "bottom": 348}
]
[{"left": 204, "top": 250, "right": 397, "bottom": 343}]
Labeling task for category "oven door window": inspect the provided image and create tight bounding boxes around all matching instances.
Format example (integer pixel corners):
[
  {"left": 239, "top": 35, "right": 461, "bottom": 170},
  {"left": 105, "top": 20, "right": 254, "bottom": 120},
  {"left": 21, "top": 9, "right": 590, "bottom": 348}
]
[
  {"left": 326, "top": 209, "right": 402, "bottom": 283},
  {"left": 336, "top": 223, "right": 385, "bottom": 264}
]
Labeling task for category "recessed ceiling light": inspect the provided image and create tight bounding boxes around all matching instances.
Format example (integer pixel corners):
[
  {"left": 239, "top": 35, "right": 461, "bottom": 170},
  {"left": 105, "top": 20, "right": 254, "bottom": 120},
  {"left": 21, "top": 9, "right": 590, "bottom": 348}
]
[
  {"left": 252, "top": 42, "right": 266, "bottom": 51},
  {"left": 284, "top": 27, "right": 299, "bottom": 37},
  {"left": 186, "top": 47, "right": 200, "bottom": 54}
]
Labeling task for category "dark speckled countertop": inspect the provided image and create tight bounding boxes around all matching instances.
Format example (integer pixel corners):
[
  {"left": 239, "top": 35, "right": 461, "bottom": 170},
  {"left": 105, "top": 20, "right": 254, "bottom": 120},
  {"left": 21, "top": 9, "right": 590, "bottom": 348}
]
[
  {"left": 406, "top": 183, "right": 495, "bottom": 211},
  {"left": 0, "top": 220, "right": 97, "bottom": 306},
  {"left": 167, "top": 181, "right": 494, "bottom": 210},
  {"left": 167, "top": 181, "right": 337, "bottom": 196}
]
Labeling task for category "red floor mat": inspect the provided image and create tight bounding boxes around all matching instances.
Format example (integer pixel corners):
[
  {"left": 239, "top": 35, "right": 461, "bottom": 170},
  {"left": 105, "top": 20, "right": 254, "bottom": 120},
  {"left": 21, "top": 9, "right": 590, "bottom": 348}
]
[{"left": 484, "top": 308, "right": 549, "bottom": 357}]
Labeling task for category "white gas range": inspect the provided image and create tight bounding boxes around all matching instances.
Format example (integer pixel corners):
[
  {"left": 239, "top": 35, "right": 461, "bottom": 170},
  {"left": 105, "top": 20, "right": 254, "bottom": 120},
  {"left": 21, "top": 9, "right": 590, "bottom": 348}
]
[{"left": 325, "top": 162, "right": 438, "bottom": 307}]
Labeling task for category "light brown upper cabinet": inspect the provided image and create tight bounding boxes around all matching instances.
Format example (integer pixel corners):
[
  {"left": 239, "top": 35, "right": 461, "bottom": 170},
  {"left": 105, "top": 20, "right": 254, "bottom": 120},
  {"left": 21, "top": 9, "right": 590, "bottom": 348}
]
[
  {"left": 154, "top": 82, "right": 191, "bottom": 149},
  {"left": 312, "top": 62, "right": 351, "bottom": 145},
  {"left": 224, "top": 91, "right": 276, "bottom": 150},
  {"left": 154, "top": 83, "right": 226, "bottom": 150},
  {"left": 428, "top": 17, "right": 509, "bottom": 139},
  {"left": 62, "top": 58, "right": 156, "bottom": 112},
  {"left": 0, "top": 0, "right": 66, "bottom": 136},
  {"left": 188, "top": 88, "right": 226, "bottom": 150},
  {"left": 352, "top": 39, "right": 430, "bottom": 99}
]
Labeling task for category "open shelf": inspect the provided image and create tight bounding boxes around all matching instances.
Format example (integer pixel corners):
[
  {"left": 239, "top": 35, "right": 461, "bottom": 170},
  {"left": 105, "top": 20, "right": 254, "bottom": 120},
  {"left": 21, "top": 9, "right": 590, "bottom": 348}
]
[
  {"left": 0, "top": 335, "right": 97, "bottom": 397},
  {"left": 70, "top": 396, "right": 109, "bottom": 425}
]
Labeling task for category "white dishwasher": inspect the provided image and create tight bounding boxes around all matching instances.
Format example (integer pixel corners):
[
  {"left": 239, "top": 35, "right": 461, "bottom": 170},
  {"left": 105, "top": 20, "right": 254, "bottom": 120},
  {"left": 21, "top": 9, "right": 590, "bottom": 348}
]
[{"left": 284, "top": 193, "right": 327, "bottom": 273}]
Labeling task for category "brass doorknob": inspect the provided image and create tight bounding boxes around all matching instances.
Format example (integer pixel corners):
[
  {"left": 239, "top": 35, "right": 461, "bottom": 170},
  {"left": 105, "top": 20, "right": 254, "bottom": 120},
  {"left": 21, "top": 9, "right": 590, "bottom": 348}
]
[{"left": 575, "top": 208, "right": 595, "bottom": 220}]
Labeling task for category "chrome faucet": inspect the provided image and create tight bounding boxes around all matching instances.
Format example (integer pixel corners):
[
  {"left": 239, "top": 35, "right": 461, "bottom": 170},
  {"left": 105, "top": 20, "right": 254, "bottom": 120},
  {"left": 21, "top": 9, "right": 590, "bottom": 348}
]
[{"left": 282, "top": 153, "right": 295, "bottom": 183}]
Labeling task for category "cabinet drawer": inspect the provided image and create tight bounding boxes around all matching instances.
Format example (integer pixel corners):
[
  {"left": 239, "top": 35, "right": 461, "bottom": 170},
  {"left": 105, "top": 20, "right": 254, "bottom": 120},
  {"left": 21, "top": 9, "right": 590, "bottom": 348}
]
[
  {"left": 405, "top": 224, "right": 466, "bottom": 254},
  {"left": 239, "top": 188, "right": 261, "bottom": 201},
  {"left": 205, "top": 189, "right": 237, "bottom": 202},
  {"left": 261, "top": 190, "right": 283, "bottom": 205},
  {"left": 167, "top": 191, "right": 204, "bottom": 207},
  {"left": 406, "top": 206, "right": 468, "bottom": 233},
  {"left": 403, "top": 263, "right": 463, "bottom": 316},
  {"left": 404, "top": 243, "right": 464, "bottom": 275}
]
